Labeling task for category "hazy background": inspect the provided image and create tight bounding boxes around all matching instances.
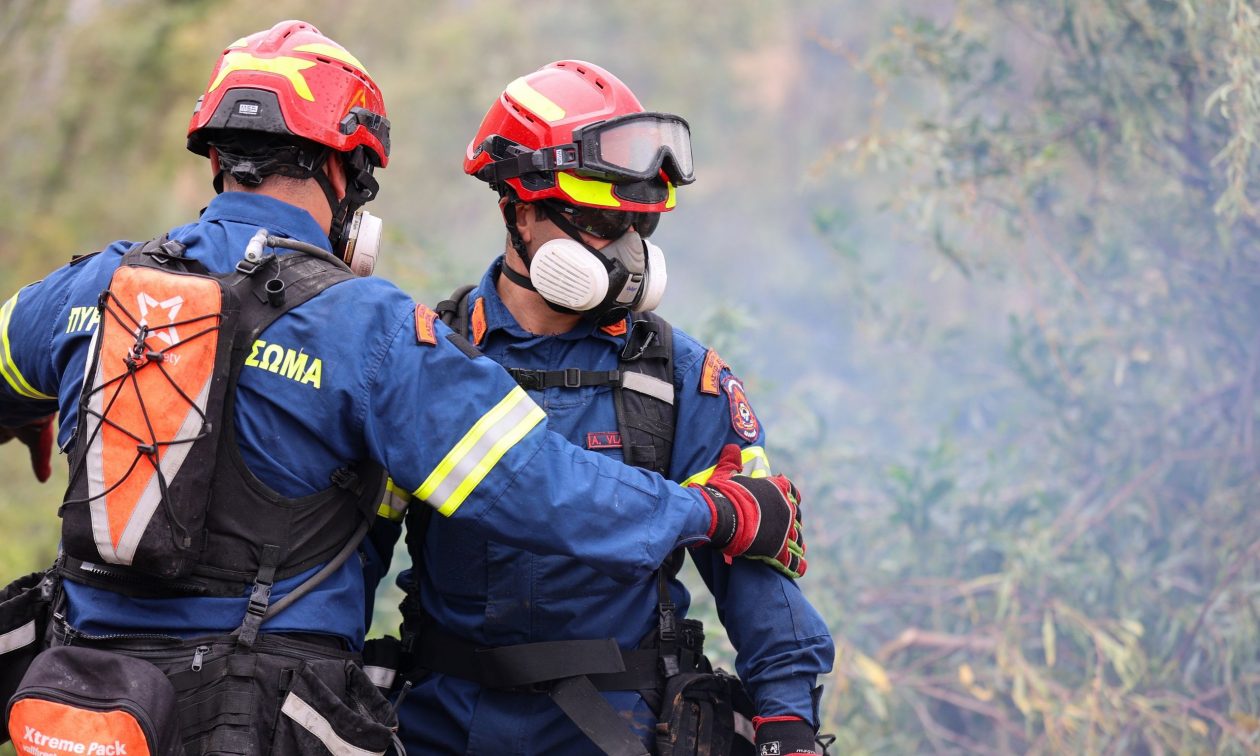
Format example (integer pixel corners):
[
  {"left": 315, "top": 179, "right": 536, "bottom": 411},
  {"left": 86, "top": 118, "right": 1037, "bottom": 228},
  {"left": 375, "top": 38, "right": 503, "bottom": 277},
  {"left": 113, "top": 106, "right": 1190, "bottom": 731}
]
[{"left": 2, "top": 1, "right": 1258, "bottom": 753}]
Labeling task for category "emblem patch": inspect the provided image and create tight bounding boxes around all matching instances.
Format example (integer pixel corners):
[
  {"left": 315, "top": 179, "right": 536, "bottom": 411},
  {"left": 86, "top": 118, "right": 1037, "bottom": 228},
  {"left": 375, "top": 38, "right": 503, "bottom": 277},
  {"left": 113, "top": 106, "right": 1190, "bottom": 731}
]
[
  {"left": 723, "top": 376, "right": 761, "bottom": 441},
  {"left": 700, "top": 349, "right": 727, "bottom": 395},
  {"left": 471, "top": 297, "right": 488, "bottom": 346},
  {"left": 414, "top": 303, "right": 438, "bottom": 346},
  {"left": 587, "top": 431, "right": 622, "bottom": 450}
]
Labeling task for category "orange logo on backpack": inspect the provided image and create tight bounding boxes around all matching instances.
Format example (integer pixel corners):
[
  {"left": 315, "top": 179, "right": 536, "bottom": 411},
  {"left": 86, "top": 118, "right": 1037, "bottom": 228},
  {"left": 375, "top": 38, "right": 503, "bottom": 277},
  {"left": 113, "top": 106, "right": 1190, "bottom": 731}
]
[
  {"left": 10, "top": 698, "right": 151, "bottom": 756},
  {"left": 83, "top": 265, "right": 222, "bottom": 565}
]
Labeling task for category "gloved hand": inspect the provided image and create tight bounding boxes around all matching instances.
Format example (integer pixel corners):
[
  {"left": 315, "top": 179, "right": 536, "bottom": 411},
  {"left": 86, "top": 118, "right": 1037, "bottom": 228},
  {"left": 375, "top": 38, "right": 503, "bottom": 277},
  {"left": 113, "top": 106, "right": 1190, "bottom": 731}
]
[
  {"left": 753, "top": 715, "right": 819, "bottom": 755},
  {"left": 689, "top": 444, "right": 807, "bottom": 578},
  {"left": 0, "top": 415, "right": 54, "bottom": 482}
]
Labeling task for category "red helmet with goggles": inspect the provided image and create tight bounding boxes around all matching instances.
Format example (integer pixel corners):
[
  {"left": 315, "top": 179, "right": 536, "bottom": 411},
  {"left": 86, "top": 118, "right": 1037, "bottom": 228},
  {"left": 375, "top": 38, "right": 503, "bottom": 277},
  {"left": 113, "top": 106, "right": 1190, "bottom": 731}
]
[
  {"left": 463, "top": 60, "right": 692, "bottom": 214},
  {"left": 187, "top": 20, "right": 390, "bottom": 168}
]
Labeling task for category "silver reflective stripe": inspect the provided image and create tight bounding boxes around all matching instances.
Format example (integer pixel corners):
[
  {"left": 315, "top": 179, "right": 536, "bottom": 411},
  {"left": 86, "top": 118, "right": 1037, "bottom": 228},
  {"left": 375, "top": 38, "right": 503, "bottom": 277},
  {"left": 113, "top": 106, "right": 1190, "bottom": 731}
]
[
  {"left": 420, "top": 387, "right": 545, "bottom": 515},
  {"left": 620, "top": 372, "right": 674, "bottom": 405},
  {"left": 363, "top": 665, "right": 396, "bottom": 689},
  {"left": 741, "top": 451, "right": 771, "bottom": 478},
  {"left": 281, "top": 691, "right": 385, "bottom": 756},
  {"left": 734, "top": 711, "right": 755, "bottom": 743},
  {"left": 0, "top": 620, "right": 35, "bottom": 655},
  {"left": 85, "top": 347, "right": 117, "bottom": 563},
  {"left": 114, "top": 377, "right": 212, "bottom": 563}
]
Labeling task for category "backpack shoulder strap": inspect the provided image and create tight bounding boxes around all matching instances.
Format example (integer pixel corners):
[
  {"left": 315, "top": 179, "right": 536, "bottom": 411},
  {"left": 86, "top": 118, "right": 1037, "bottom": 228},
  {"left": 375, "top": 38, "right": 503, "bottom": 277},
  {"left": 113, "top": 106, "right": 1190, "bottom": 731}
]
[
  {"left": 435, "top": 284, "right": 476, "bottom": 338},
  {"left": 614, "top": 310, "right": 676, "bottom": 479}
]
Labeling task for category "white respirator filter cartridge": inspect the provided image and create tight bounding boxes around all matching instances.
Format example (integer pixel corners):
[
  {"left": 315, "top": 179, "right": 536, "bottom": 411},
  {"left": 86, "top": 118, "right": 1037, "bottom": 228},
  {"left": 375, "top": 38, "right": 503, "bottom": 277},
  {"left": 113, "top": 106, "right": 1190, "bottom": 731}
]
[
  {"left": 531, "top": 239, "right": 611, "bottom": 311},
  {"left": 342, "top": 209, "right": 384, "bottom": 277}
]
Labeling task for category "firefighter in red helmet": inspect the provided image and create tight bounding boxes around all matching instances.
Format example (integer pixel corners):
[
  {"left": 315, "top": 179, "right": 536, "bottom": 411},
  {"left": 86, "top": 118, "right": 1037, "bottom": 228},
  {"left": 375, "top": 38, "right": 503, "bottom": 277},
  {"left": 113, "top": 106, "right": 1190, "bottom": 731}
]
[
  {"left": 0, "top": 26, "right": 806, "bottom": 754},
  {"left": 388, "top": 60, "right": 834, "bottom": 756}
]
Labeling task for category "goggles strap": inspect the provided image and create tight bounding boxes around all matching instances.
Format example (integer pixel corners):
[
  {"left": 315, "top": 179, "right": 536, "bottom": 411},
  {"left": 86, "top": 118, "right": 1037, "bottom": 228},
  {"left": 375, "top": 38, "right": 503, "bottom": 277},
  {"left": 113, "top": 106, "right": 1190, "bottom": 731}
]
[{"left": 478, "top": 145, "right": 579, "bottom": 184}]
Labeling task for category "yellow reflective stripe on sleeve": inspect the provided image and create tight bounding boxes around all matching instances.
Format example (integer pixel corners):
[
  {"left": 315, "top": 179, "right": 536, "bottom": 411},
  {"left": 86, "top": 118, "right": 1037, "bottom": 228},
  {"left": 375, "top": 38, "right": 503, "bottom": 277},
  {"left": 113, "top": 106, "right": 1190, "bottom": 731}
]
[
  {"left": 680, "top": 446, "right": 771, "bottom": 487},
  {"left": 416, "top": 386, "right": 547, "bottom": 517},
  {"left": 376, "top": 478, "right": 412, "bottom": 522},
  {"left": 0, "top": 292, "right": 55, "bottom": 401}
]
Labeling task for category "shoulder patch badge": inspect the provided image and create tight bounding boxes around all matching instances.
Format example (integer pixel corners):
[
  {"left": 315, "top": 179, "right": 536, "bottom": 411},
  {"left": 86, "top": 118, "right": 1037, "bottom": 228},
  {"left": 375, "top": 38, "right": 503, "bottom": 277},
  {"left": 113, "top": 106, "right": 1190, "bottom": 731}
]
[
  {"left": 700, "top": 349, "right": 727, "bottom": 396},
  {"left": 723, "top": 375, "right": 761, "bottom": 441},
  {"left": 471, "top": 297, "right": 487, "bottom": 346},
  {"left": 414, "top": 303, "right": 438, "bottom": 346}
]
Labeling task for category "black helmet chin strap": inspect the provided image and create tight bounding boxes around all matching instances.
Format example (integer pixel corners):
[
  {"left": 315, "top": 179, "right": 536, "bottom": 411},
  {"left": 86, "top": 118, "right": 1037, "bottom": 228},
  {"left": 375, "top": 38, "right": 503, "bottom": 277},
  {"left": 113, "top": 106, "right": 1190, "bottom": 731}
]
[
  {"left": 499, "top": 199, "right": 580, "bottom": 313},
  {"left": 500, "top": 200, "right": 532, "bottom": 269},
  {"left": 315, "top": 147, "right": 379, "bottom": 255}
]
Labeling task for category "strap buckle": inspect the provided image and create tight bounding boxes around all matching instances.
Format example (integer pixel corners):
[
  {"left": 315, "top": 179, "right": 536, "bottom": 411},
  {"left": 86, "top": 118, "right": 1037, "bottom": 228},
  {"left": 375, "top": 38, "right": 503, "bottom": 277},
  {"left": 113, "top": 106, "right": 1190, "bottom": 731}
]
[
  {"left": 508, "top": 367, "right": 542, "bottom": 391},
  {"left": 246, "top": 578, "right": 272, "bottom": 619},
  {"left": 564, "top": 368, "right": 582, "bottom": 388}
]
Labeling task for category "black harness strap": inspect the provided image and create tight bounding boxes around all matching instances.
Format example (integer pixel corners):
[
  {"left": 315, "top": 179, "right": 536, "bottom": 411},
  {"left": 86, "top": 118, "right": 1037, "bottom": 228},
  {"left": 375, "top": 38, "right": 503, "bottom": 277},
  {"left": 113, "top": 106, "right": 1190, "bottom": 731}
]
[
  {"left": 507, "top": 367, "right": 621, "bottom": 390},
  {"left": 413, "top": 625, "right": 668, "bottom": 692},
  {"left": 550, "top": 675, "right": 650, "bottom": 756}
]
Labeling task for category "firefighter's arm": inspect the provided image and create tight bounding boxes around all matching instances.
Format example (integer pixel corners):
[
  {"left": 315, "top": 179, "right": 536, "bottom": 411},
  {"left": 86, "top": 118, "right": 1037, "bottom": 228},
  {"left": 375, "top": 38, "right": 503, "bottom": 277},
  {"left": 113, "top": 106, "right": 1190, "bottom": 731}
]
[
  {"left": 673, "top": 338, "right": 834, "bottom": 730},
  {"left": 0, "top": 282, "right": 65, "bottom": 482},
  {"left": 364, "top": 304, "right": 791, "bottom": 583}
]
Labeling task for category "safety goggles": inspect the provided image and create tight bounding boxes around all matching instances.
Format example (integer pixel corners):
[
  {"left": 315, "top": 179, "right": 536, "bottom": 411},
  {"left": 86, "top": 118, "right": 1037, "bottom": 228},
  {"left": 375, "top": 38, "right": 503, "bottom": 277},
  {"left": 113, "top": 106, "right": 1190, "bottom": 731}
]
[
  {"left": 570, "top": 112, "right": 694, "bottom": 185},
  {"left": 544, "top": 201, "right": 661, "bottom": 239},
  {"left": 478, "top": 112, "right": 695, "bottom": 186}
]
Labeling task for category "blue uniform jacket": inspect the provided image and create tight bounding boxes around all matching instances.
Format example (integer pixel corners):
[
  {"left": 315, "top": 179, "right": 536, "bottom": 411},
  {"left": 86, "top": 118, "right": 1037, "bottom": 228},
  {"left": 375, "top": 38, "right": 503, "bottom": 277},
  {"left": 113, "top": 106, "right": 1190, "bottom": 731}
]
[
  {"left": 0, "top": 193, "right": 716, "bottom": 649},
  {"left": 394, "top": 259, "right": 834, "bottom": 752}
]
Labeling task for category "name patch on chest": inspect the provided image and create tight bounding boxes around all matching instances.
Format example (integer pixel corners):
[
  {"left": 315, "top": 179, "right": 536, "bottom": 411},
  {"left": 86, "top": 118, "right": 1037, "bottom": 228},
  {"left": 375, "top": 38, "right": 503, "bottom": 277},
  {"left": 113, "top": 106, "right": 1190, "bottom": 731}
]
[{"left": 587, "top": 431, "right": 622, "bottom": 450}]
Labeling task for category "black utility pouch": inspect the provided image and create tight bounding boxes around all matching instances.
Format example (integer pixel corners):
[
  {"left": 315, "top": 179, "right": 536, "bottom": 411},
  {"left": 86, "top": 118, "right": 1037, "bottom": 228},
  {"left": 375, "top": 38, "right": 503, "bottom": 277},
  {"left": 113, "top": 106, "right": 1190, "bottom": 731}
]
[
  {"left": 269, "top": 658, "right": 397, "bottom": 756},
  {"left": 655, "top": 670, "right": 757, "bottom": 756},
  {"left": 0, "top": 570, "right": 54, "bottom": 741},
  {"left": 7, "top": 645, "right": 181, "bottom": 756}
]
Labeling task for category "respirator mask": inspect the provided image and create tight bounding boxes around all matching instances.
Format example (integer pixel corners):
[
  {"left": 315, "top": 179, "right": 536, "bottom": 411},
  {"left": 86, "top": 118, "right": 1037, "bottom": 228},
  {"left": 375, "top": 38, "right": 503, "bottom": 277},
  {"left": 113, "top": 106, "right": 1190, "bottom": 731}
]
[{"left": 504, "top": 201, "right": 667, "bottom": 321}]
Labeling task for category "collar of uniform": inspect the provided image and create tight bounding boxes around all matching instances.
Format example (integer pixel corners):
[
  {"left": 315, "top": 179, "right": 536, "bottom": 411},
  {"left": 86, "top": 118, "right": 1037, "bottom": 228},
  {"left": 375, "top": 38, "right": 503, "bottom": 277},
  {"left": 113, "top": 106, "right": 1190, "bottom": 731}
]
[
  {"left": 477, "top": 257, "right": 628, "bottom": 347},
  {"left": 198, "top": 192, "right": 333, "bottom": 251}
]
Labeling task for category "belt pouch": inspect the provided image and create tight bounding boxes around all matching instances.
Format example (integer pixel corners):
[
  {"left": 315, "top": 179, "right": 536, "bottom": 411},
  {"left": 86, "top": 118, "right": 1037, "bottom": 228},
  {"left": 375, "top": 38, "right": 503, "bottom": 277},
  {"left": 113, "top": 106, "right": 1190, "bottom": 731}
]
[
  {"left": 0, "top": 570, "right": 54, "bottom": 742},
  {"left": 7, "top": 645, "right": 181, "bottom": 756},
  {"left": 655, "top": 670, "right": 757, "bottom": 756}
]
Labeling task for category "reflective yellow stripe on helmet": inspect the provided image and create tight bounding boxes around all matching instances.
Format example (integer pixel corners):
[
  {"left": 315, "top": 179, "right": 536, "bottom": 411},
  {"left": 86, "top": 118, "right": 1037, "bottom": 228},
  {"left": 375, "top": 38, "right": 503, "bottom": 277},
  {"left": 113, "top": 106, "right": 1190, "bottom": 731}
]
[
  {"left": 209, "top": 52, "right": 317, "bottom": 101},
  {"left": 416, "top": 386, "right": 546, "bottom": 516},
  {"left": 293, "top": 43, "right": 369, "bottom": 75},
  {"left": 376, "top": 478, "right": 412, "bottom": 522},
  {"left": 556, "top": 172, "right": 622, "bottom": 208},
  {"left": 680, "top": 446, "right": 772, "bottom": 487},
  {"left": 505, "top": 78, "right": 566, "bottom": 123},
  {"left": 0, "top": 291, "right": 55, "bottom": 401}
]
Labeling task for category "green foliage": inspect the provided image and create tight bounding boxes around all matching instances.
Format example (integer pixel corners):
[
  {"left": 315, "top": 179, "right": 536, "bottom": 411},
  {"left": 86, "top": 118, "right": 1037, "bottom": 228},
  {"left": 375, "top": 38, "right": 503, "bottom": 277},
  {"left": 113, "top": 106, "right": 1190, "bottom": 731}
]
[{"left": 807, "top": 0, "right": 1260, "bottom": 751}]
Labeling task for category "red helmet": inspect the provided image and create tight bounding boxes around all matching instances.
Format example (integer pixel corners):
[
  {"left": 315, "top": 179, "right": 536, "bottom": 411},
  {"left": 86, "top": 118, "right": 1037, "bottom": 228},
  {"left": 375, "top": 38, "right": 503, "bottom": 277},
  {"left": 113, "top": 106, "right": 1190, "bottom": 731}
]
[
  {"left": 187, "top": 20, "right": 389, "bottom": 167},
  {"left": 464, "top": 60, "right": 693, "bottom": 213}
]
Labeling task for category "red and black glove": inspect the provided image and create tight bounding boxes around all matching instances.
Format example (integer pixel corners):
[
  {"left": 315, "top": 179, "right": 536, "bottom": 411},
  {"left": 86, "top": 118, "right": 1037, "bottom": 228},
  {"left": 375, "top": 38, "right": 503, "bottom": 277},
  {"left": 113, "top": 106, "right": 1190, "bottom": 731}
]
[
  {"left": 0, "top": 414, "right": 55, "bottom": 483},
  {"left": 690, "top": 444, "right": 807, "bottom": 578},
  {"left": 753, "top": 715, "right": 819, "bottom": 755}
]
